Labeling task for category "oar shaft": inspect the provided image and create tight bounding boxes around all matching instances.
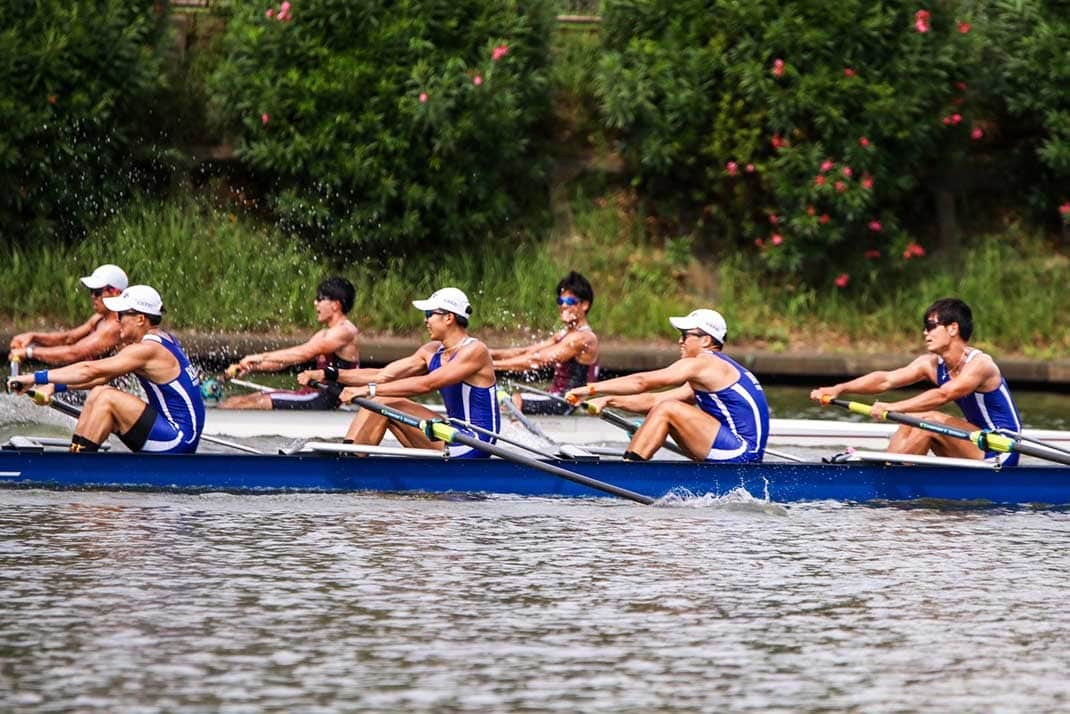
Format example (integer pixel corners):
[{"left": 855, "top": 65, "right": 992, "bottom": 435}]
[
  {"left": 447, "top": 417, "right": 560, "bottom": 460},
  {"left": 352, "top": 396, "right": 654, "bottom": 504}
]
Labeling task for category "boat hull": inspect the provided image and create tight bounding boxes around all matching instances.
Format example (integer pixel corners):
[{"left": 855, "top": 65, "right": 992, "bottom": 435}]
[{"left": 1, "top": 451, "right": 1068, "bottom": 505}]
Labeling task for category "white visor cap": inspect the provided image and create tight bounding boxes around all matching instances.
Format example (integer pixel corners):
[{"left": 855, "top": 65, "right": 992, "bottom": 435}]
[
  {"left": 103, "top": 285, "right": 164, "bottom": 317},
  {"left": 668, "top": 309, "right": 727, "bottom": 343},
  {"left": 80, "top": 264, "right": 129, "bottom": 291},
  {"left": 412, "top": 287, "right": 472, "bottom": 318}
]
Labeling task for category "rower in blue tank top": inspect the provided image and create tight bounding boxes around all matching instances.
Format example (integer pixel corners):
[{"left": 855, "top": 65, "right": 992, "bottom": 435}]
[
  {"left": 565, "top": 309, "right": 770, "bottom": 463},
  {"left": 811, "top": 297, "right": 1023, "bottom": 467},
  {"left": 7, "top": 285, "right": 206, "bottom": 454},
  {"left": 336, "top": 287, "right": 500, "bottom": 459}
]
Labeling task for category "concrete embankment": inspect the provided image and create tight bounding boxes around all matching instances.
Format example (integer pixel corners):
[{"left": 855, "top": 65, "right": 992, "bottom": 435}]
[{"left": 172, "top": 333, "right": 1070, "bottom": 388}]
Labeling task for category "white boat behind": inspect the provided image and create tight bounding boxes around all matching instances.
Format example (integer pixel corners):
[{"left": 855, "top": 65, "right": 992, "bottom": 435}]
[{"left": 200, "top": 408, "right": 1070, "bottom": 449}]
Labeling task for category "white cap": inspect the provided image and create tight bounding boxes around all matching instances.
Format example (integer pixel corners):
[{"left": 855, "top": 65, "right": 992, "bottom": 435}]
[
  {"left": 669, "top": 309, "right": 728, "bottom": 343},
  {"left": 412, "top": 287, "right": 472, "bottom": 318},
  {"left": 80, "top": 264, "right": 128, "bottom": 291},
  {"left": 103, "top": 285, "right": 164, "bottom": 317}
]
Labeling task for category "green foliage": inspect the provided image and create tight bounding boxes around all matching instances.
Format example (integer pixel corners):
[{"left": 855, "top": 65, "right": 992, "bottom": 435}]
[
  {"left": 206, "top": 0, "right": 556, "bottom": 257},
  {"left": 0, "top": 0, "right": 171, "bottom": 243},
  {"left": 594, "top": 0, "right": 1070, "bottom": 286}
]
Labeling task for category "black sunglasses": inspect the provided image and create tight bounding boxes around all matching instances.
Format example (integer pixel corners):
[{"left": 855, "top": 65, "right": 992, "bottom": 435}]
[
  {"left": 89, "top": 288, "right": 105, "bottom": 297},
  {"left": 424, "top": 310, "right": 450, "bottom": 319},
  {"left": 679, "top": 330, "right": 705, "bottom": 340},
  {"left": 923, "top": 319, "right": 947, "bottom": 332}
]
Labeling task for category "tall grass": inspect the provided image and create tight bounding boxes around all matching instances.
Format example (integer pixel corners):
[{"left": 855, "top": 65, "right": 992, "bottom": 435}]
[{"left": 3, "top": 196, "right": 1066, "bottom": 359}]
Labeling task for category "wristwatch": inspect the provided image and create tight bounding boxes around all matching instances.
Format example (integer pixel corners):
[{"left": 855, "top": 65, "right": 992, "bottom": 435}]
[{"left": 368, "top": 382, "right": 377, "bottom": 398}]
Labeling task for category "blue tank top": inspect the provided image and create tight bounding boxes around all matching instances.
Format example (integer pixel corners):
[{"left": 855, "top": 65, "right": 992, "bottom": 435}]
[
  {"left": 936, "top": 349, "right": 1022, "bottom": 434},
  {"left": 428, "top": 338, "right": 500, "bottom": 443},
  {"left": 137, "top": 333, "right": 206, "bottom": 449},
  {"left": 691, "top": 351, "right": 770, "bottom": 458}
]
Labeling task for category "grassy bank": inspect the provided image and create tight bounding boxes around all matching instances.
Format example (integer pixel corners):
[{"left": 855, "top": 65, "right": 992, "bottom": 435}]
[{"left": 2, "top": 193, "right": 1068, "bottom": 359}]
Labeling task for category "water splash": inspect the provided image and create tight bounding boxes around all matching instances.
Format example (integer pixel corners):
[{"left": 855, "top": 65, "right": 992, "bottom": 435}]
[{"left": 655, "top": 485, "right": 789, "bottom": 515}]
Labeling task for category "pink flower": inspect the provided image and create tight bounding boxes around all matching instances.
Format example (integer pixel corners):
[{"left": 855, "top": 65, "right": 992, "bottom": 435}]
[
  {"left": 815, "top": 175, "right": 826, "bottom": 186},
  {"left": 745, "top": 163, "right": 755, "bottom": 173},
  {"left": 842, "top": 166, "right": 853, "bottom": 178},
  {"left": 768, "top": 214, "right": 779, "bottom": 225},
  {"left": 754, "top": 238, "right": 765, "bottom": 247},
  {"left": 266, "top": 8, "right": 274, "bottom": 17},
  {"left": 844, "top": 68, "right": 856, "bottom": 78},
  {"left": 956, "top": 82, "right": 968, "bottom": 92},
  {"left": 864, "top": 249, "right": 881, "bottom": 259},
  {"left": 868, "top": 220, "right": 882, "bottom": 232},
  {"left": 1060, "top": 202, "right": 1070, "bottom": 216},
  {"left": 903, "top": 242, "right": 926, "bottom": 259},
  {"left": 951, "top": 113, "right": 962, "bottom": 125},
  {"left": 772, "top": 59, "right": 785, "bottom": 78},
  {"left": 971, "top": 127, "right": 983, "bottom": 140},
  {"left": 726, "top": 161, "right": 738, "bottom": 176},
  {"left": 419, "top": 92, "right": 428, "bottom": 104},
  {"left": 806, "top": 205, "right": 815, "bottom": 216},
  {"left": 820, "top": 160, "right": 834, "bottom": 173},
  {"left": 819, "top": 214, "right": 830, "bottom": 224},
  {"left": 473, "top": 75, "right": 483, "bottom": 86},
  {"left": 862, "top": 174, "right": 874, "bottom": 189},
  {"left": 492, "top": 44, "right": 509, "bottom": 61},
  {"left": 771, "top": 134, "right": 784, "bottom": 150},
  {"left": 280, "top": 1, "right": 290, "bottom": 11},
  {"left": 958, "top": 21, "right": 971, "bottom": 34},
  {"left": 261, "top": 113, "right": 270, "bottom": 126},
  {"left": 915, "top": 9, "right": 931, "bottom": 33},
  {"left": 835, "top": 273, "right": 850, "bottom": 288},
  {"left": 835, "top": 181, "right": 847, "bottom": 192},
  {"left": 771, "top": 234, "right": 783, "bottom": 245},
  {"left": 859, "top": 136, "right": 870, "bottom": 148}
]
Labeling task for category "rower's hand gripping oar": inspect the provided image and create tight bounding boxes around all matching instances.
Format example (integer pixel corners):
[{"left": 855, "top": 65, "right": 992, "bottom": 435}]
[
  {"left": 820, "top": 396, "right": 1070, "bottom": 467},
  {"left": 349, "top": 396, "right": 655, "bottom": 505}
]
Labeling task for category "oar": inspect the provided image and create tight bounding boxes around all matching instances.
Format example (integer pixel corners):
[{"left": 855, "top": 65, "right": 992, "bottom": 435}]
[
  {"left": 509, "top": 381, "right": 652, "bottom": 438},
  {"left": 23, "top": 387, "right": 264, "bottom": 455},
  {"left": 446, "top": 416, "right": 579, "bottom": 461},
  {"left": 350, "top": 396, "right": 655, "bottom": 504},
  {"left": 226, "top": 377, "right": 277, "bottom": 393},
  {"left": 497, "top": 390, "right": 555, "bottom": 442},
  {"left": 822, "top": 397, "right": 1070, "bottom": 467}
]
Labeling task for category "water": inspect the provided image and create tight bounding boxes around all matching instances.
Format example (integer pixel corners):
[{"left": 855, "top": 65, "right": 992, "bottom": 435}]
[
  {"left": 2, "top": 492, "right": 1069, "bottom": 711},
  {"left": 3, "top": 389, "right": 1070, "bottom": 710}
]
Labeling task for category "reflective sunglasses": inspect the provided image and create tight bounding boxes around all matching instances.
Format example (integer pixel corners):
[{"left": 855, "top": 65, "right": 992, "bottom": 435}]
[
  {"left": 424, "top": 310, "right": 450, "bottom": 319},
  {"left": 557, "top": 295, "right": 580, "bottom": 306}
]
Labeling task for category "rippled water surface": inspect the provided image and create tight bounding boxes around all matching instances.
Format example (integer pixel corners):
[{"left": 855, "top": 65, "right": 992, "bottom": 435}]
[{"left": 3, "top": 491, "right": 1070, "bottom": 712}]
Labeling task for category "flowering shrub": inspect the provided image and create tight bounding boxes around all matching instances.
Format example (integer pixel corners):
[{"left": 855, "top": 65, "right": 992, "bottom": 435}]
[
  {"left": 0, "top": 1, "right": 169, "bottom": 243},
  {"left": 207, "top": 0, "right": 555, "bottom": 255},
  {"left": 595, "top": 0, "right": 1068, "bottom": 287}
]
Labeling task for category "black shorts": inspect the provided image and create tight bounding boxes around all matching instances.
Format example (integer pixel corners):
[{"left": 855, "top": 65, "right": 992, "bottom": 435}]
[{"left": 269, "top": 382, "right": 343, "bottom": 410}]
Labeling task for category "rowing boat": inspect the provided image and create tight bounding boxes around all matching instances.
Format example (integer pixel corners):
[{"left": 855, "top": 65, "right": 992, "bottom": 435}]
[{"left": 2, "top": 440, "right": 1068, "bottom": 505}]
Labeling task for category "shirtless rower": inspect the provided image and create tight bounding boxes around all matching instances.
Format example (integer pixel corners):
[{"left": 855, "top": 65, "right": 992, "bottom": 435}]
[
  {"left": 8, "top": 285, "right": 205, "bottom": 454},
  {"left": 219, "top": 277, "right": 360, "bottom": 410},
  {"left": 491, "top": 271, "right": 599, "bottom": 414},
  {"left": 565, "top": 309, "right": 769, "bottom": 463},
  {"left": 810, "top": 297, "right": 1024, "bottom": 466},
  {"left": 299, "top": 287, "right": 500, "bottom": 457},
  {"left": 8, "top": 264, "right": 128, "bottom": 366}
]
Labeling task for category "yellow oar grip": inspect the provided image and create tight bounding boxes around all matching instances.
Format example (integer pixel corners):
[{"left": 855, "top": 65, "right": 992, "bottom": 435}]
[
  {"left": 977, "top": 431, "right": 1016, "bottom": 454},
  {"left": 428, "top": 421, "right": 456, "bottom": 443},
  {"left": 846, "top": 401, "right": 876, "bottom": 418}
]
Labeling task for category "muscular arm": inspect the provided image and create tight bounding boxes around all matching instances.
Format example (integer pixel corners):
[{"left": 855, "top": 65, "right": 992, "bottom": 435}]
[
  {"left": 23, "top": 319, "right": 121, "bottom": 365},
  {"left": 575, "top": 359, "right": 700, "bottom": 399},
  {"left": 12, "top": 316, "right": 99, "bottom": 349},
  {"left": 373, "top": 343, "right": 489, "bottom": 398},
  {"left": 493, "top": 331, "right": 594, "bottom": 372},
  {"left": 591, "top": 385, "right": 694, "bottom": 414},
  {"left": 810, "top": 356, "right": 932, "bottom": 401},
  {"left": 240, "top": 325, "right": 355, "bottom": 373},
  {"left": 880, "top": 358, "right": 994, "bottom": 414},
  {"left": 29, "top": 342, "right": 159, "bottom": 388},
  {"left": 490, "top": 334, "right": 559, "bottom": 362}
]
